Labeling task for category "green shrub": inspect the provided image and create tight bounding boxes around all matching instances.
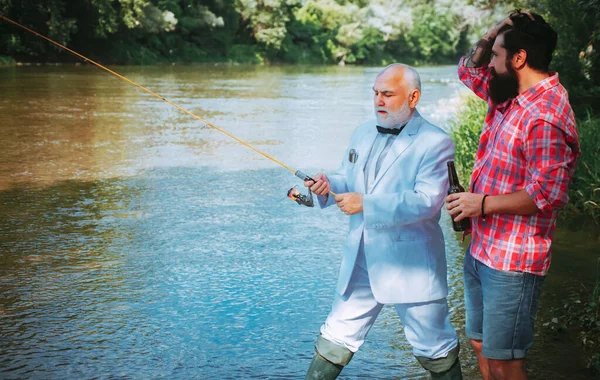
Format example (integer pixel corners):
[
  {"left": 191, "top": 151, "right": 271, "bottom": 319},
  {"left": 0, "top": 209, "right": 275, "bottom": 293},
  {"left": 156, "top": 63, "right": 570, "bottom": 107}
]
[
  {"left": 564, "top": 114, "right": 600, "bottom": 224},
  {"left": 0, "top": 55, "right": 16, "bottom": 66},
  {"left": 449, "top": 95, "right": 486, "bottom": 185},
  {"left": 227, "top": 45, "right": 264, "bottom": 64}
]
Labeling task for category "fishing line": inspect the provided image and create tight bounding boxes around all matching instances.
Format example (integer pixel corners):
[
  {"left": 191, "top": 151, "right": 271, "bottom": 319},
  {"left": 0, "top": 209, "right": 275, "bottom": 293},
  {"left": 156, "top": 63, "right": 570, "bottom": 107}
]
[{"left": 0, "top": 15, "right": 335, "bottom": 200}]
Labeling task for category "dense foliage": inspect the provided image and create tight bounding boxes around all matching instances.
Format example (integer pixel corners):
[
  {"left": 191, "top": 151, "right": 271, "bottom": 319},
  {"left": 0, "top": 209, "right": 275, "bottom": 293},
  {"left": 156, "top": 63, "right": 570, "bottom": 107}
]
[
  {"left": 0, "top": 0, "right": 512, "bottom": 65},
  {"left": 531, "top": 0, "right": 600, "bottom": 114}
]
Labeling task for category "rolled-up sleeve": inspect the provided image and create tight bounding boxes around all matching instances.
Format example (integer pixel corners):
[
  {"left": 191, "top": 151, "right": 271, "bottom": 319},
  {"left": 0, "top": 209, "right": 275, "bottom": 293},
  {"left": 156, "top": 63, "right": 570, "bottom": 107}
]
[
  {"left": 523, "top": 119, "right": 578, "bottom": 211},
  {"left": 458, "top": 56, "right": 492, "bottom": 103}
]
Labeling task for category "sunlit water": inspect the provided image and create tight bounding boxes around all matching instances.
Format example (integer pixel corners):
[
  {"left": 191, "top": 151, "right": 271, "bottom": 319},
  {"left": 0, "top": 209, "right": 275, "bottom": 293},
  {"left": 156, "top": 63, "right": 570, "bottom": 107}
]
[{"left": 1, "top": 64, "right": 598, "bottom": 379}]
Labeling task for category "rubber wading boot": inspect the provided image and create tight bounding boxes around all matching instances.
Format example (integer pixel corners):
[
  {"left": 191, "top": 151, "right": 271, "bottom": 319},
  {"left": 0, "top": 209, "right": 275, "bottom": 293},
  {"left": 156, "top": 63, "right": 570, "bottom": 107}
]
[
  {"left": 304, "top": 335, "right": 354, "bottom": 380},
  {"left": 429, "top": 359, "right": 462, "bottom": 380},
  {"left": 415, "top": 343, "right": 463, "bottom": 380},
  {"left": 304, "top": 351, "right": 343, "bottom": 380}
]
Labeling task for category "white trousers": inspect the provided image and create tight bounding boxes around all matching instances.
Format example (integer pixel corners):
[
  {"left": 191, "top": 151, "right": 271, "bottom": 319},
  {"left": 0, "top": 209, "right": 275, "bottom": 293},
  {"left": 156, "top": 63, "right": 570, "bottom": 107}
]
[{"left": 320, "top": 246, "right": 458, "bottom": 359}]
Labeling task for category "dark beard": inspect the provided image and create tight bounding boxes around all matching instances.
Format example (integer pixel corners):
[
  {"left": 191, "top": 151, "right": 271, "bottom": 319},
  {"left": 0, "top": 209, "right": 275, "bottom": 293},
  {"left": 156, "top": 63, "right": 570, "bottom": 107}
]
[{"left": 489, "top": 67, "right": 519, "bottom": 105}]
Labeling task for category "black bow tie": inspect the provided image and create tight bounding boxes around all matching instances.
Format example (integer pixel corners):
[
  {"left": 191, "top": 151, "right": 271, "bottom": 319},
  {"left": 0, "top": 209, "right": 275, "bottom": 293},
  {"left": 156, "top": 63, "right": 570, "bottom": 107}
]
[{"left": 376, "top": 124, "right": 406, "bottom": 135}]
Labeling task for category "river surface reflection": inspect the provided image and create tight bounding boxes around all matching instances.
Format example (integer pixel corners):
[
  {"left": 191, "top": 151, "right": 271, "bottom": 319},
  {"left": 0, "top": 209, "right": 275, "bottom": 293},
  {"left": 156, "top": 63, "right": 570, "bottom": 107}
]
[{"left": 1, "top": 64, "right": 597, "bottom": 379}]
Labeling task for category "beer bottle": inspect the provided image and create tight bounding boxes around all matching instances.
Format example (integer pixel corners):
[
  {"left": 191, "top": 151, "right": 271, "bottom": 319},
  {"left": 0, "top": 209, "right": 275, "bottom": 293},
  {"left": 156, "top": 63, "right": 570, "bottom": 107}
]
[{"left": 447, "top": 161, "right": 471, "bottom": 232}]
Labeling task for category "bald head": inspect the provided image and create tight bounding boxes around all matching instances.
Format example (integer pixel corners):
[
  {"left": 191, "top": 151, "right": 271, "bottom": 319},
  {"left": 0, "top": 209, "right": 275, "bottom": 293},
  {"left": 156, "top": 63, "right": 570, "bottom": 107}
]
[
  {"left": 373, "top": 63, "right": 422, "bottom": 128},
  {"left": 377, "top": 64, "right": 421, "bottom": 95}
]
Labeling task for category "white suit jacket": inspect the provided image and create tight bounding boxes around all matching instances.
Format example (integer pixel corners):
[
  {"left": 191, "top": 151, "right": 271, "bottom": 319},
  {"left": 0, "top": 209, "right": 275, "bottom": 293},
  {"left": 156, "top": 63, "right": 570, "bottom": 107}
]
[{"left": 319, "top": 110, "right": 455, "bottom": 304}]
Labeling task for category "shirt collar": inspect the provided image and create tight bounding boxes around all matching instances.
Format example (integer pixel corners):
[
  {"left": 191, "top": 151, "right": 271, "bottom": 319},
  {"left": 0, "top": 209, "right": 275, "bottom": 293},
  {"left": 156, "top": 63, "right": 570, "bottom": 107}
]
[{"left": 513, "top": 72, "right": 559, "bottom": 107}]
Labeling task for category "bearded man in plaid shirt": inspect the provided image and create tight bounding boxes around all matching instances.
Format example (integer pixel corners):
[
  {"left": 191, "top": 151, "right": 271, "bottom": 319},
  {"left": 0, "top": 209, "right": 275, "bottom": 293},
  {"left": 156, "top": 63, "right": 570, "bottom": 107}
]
[{"left": 446, "top": 10, "right": 580, "bottom": 380}]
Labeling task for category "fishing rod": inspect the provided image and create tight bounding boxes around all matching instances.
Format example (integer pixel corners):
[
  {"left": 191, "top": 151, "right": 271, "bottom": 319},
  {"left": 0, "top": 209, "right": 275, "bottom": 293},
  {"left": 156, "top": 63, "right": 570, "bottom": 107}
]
[{"left": 0, "top": 15, "right": 333, "bottom": 206}]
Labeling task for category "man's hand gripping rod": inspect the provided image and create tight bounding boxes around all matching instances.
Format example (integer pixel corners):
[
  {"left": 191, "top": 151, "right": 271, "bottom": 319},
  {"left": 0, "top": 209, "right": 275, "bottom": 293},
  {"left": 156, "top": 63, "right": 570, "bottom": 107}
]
[{"left": 287, "top": 170, "right": 336, "bottom": 207}]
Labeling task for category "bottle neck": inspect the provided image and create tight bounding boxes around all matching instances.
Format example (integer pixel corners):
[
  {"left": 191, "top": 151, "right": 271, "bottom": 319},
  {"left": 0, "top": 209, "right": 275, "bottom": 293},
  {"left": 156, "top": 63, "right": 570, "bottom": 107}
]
[{"left": 448, "top": 163, "right": 459, "bottom": 186}]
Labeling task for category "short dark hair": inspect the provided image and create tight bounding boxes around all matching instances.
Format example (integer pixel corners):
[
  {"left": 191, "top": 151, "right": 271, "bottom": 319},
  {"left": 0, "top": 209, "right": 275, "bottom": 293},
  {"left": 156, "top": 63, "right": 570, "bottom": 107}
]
[{"left": 498, "top": 10, "right": 558, "bottom": 72}]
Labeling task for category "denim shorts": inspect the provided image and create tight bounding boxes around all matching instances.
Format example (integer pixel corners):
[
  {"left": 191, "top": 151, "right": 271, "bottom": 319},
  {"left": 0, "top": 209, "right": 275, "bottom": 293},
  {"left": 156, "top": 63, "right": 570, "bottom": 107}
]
[{"left": 463, "top": 248, "right": 545, "bottom": 360}]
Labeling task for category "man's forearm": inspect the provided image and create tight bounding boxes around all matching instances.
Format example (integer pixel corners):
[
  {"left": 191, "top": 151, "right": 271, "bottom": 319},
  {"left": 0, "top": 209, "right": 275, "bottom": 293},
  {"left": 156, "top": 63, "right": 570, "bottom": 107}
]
[
  {"left": 464, "top": 38, "right": 494, "bottom": 68},
  {"left": 484, "top": 189, "right": 539, "bottom": 216},
  {"left": 465, "top": 14, "right": 520, "bottom": 68}
]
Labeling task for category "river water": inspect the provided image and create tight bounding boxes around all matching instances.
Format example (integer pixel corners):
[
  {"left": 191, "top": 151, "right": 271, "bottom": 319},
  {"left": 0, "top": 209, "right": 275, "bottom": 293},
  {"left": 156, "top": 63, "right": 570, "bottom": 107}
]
[{"left": 0, "top": 64, "right": 598, "bottom": 379}]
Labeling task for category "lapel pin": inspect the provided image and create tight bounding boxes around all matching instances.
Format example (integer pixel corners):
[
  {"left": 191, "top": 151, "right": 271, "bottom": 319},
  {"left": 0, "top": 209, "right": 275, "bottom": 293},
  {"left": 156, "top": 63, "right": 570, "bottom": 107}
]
[{"left": 349, "top": 149, "right": 358, "bottom": 163}]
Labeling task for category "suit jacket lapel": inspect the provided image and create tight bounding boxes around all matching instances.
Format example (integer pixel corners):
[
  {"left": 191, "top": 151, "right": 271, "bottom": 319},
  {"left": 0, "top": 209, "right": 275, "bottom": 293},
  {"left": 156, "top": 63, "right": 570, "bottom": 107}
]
[
  {"left": 371, "top": 111, "right": 421, "bottom": 190},
  {"left": 354, "top": 125, "right": 379, "bottom": 194}
]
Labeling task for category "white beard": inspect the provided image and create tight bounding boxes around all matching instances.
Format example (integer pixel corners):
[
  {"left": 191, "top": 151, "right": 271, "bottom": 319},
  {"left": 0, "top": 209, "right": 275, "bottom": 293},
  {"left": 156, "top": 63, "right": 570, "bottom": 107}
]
[{"left": 375, "top": 102, "right": 412, "bottom": 128}]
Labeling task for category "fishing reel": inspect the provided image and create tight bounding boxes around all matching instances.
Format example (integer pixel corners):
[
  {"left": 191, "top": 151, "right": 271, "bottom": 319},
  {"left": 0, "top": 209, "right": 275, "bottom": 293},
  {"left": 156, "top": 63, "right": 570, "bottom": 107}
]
[
  {"left": 286, "top": 170, "right": 318, "bottom": 207},
  {"left": 287, "top": 186, "right": 314, "bottom": 207}
]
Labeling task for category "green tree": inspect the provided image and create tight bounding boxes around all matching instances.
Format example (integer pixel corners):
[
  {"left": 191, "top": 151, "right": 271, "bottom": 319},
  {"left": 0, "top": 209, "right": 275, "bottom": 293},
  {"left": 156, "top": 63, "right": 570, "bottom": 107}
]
[
  {"left": 234, "top": 0, "right": 301, "bottom": 51},
  {"left": 529, "top": 0, "right": 600, "bottom": 114},
  {"left": 0, "top": 0, "right": 77, "bottom": 61},
  {"left": 404, "top": 4, "right": 470, "bottom": 64}
]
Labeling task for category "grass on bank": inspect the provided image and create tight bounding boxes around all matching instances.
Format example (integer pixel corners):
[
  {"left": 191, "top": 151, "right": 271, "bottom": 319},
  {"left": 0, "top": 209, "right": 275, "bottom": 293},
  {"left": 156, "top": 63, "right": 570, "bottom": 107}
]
[
  {"left": 450, "top": 94, "right": 600, "bottom": 375},
  {"left": 0, "top": 56, "right": 16, "bottom": 66}
]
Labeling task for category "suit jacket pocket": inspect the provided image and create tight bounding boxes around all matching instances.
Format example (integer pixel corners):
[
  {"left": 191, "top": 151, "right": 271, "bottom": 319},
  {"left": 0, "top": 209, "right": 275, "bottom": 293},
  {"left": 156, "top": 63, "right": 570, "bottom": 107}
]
[{"left": 391, "top": 232, "right": 430, "bottom": 242}]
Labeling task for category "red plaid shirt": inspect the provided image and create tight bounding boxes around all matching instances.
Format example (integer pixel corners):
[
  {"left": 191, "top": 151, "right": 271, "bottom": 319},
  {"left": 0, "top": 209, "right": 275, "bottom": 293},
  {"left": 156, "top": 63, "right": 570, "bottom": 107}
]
[{"left": 458, "top": 56, "right": 580, "bottom": 275}]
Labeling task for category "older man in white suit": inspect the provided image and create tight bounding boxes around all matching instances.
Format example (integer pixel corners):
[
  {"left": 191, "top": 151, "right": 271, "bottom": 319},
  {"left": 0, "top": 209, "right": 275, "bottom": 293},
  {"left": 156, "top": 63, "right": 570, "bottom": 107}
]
[{"left": 303, "top": 64, "right": 462, "bottom": 380}]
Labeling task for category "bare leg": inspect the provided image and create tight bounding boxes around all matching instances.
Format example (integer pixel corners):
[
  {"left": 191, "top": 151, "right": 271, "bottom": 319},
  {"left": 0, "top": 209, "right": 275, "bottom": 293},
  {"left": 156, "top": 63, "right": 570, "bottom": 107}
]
[
  {"left": 469, "top": 339, "right": 491, "bottom": 380},
  {"left": 488, "top": 359, "right": 527, "bottom": 380}
]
